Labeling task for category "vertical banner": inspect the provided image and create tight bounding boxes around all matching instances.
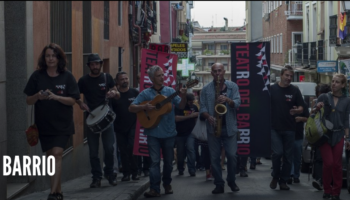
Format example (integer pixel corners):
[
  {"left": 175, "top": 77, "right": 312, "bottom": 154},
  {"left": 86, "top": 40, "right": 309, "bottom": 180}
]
[
  {"left": 231, "top": 42, "right": 271, "bottom": 157},
  {"left": 133, "top": 49, "right": 178, "bottom": 156}
]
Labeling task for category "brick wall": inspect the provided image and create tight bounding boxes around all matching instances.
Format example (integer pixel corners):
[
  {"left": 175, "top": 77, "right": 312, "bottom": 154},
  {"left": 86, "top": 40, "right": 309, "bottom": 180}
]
[{"left": 262, "top": 2, "right": 302, "bottom": 66}]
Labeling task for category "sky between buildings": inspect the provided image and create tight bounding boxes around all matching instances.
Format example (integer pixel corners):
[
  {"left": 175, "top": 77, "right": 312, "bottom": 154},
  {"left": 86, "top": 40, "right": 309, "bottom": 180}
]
[{"left": 191, "top": 1, "right": 246, "bottom": 28}]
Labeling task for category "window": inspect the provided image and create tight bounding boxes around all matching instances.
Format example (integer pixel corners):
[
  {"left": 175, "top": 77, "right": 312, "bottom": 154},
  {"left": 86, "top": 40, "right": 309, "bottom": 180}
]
[
  {"left": 318, "top": 40, "right": 324, "bottom": 60},
  {"left": 118, "top": 1, "right": 122, "bottom": 26},
  {"left": 222, "top": 63, "right": 228, "bottom": 71},
  {"left": 280, "top": 34, "right": 283, "bottom": 53},
  {"left": 310, "top": 41, "right": 317, "bottom": 65},
  {"left": 271, "top": 36, "right": 274, "bottom": 53},
  {"left": 220, "top": 45, "right": 228, "bottom": 50},
  {"left": 276, "top": 35, "right": 279, "bottom": 53},
  {"left": 302, "top": 42, "right": 309, "bottom": 65},
  {"left": 83, "top": 1, "right": 92, "bottom": 54},
  {"left": 104, "top": 1, "right": 109, "bottom": 39},
  {"left": 208, "top": 44, "right": 214, "bottom": 50},
  {"left": 262, "top": 2, "right": 265, "bottom": 17},
  {"left": 51, "top": 1, "right": 72, "bottom": 71},
  {"left": 280, "top": 1, "right": 282, "bottom": 6},
  {"left": 293, "top": 33, "right": 302, "bottom": 44},
  {"left": 320, "top": 1, "right": 324, "bottom": 32},
  {"left": 329, "top": 15, "right": 337, "bottom": 46}
]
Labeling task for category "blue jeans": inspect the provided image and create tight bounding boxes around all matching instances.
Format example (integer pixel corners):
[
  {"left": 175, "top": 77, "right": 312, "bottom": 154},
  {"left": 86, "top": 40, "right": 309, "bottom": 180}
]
[
  {"left": 271, "top": 130, "right": 295, "bottom": 183},
  {"left": 86, "top": 124, "right": 115, "bottom": 180},
  {"left": 147, "top": 136, "right": 175, "bottom": 193},
  {"left": 176, "top": 134, "right": 196, "bottom": 174},
  {"left": 207, "top": 127, "right": 237, "bottom": 187},
  {"left": 290, "top": 139, "right": 303, "bottom": 178}
]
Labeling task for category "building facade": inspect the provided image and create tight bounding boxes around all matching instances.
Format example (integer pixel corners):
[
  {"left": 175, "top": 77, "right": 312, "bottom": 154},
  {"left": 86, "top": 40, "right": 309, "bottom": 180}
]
[
  {"left": 261, "top": 1, "right": 304, "bottom": 81},
  {"left": 192, "top": 25, "right": 246, "bottom": 91},
  {"left": 301, "top": 1, "right": 340, "bottom": 84},
  {"left": 246, "top": 1, "right": 263, "bottom": 42},
  {"left": 0, "top": 1, "right": 143, "bottom": 199}
]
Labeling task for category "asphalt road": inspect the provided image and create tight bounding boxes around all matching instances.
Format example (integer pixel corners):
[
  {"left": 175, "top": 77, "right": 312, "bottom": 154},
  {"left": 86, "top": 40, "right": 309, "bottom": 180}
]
[{"left": 138, "top": 158, "right": 349, "bottom": 200}]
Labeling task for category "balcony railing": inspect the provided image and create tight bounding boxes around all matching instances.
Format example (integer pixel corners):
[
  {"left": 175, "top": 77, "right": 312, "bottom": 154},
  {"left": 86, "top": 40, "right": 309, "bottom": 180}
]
[{"left": 285, "top": 1, "right": 302, "bottom": 20}]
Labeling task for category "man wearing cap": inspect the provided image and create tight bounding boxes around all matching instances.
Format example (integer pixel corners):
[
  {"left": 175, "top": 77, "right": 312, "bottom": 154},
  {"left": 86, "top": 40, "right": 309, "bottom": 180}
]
[
  {"left": 174, "top": 93, "right": 199, "bottom": 177},
  {"left": 76, "top": 53, "right": 120, "bottom": 188}
]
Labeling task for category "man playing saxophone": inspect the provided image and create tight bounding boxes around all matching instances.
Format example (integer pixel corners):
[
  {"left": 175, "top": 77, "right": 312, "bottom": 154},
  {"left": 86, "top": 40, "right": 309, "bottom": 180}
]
[{"left": 200, "top": 63, "right": 241, "bottom": 194}]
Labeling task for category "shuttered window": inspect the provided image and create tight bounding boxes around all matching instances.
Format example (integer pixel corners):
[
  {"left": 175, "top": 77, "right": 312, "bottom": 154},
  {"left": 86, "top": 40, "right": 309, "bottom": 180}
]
[
  {"left": 104, "top": 1, "right": 109, "bottom": 39},
  {"left": 50, "top": 1, "right": 72, "bottom": 71}
]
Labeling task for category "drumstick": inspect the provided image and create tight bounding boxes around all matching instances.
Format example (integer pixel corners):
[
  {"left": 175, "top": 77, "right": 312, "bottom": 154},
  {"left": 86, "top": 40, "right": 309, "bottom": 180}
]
[{"left": 84, "top": 110, "right": 95, "bottom": 118}]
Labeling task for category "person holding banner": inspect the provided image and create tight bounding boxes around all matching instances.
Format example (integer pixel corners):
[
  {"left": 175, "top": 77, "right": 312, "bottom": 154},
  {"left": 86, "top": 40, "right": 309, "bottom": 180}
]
[
  {"left": 111, "top": 71, "right": 140, "bottom": 181},
  {"left": 76, "top": 53, "right": 120, "bottom": 188},
  {"left": 270, "top": 65, "right": 304, "bottom": 191},
  {"left": 200, "top": 63, "right": 241, "bottom": 194},
  {"left": 129, "top": 65, "right": 187, "bottom": 197}
]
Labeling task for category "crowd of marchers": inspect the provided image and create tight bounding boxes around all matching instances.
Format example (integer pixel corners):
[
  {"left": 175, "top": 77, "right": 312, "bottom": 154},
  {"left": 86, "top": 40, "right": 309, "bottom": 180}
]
[{"left": 23, "top": 43, "right": 350, "bottom": 200}]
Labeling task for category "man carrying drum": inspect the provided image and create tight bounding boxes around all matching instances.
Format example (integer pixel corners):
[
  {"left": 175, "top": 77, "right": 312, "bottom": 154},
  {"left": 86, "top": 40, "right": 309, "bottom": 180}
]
[{"left": 76, "top": 53, "right": 120, "bottom": 188}]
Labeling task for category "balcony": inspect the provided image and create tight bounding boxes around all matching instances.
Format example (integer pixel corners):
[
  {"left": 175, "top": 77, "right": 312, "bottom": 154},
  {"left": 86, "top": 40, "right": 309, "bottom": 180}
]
[{"left": 284, "top": 1, "right": 302, "bottom": 20}]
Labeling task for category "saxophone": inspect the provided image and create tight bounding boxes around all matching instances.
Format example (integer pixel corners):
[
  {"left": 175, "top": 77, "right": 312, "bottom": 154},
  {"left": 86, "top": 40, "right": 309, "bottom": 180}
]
[{"left": 214, "top": 75, "right": 227, "bottom": 137}]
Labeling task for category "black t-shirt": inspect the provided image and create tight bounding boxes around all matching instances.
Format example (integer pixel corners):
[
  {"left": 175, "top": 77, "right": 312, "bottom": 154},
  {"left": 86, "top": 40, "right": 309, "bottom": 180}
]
[
  {"left": 23, "top": 70, "right": 80, "bottom": 135},
  {"left": 175, "top": 104, "right": 199, "bottom": 136},
  {"left": 78, "top": 73, "right": 115, "bottom": 111},
  {"left": 295, "top": 100, "right": 309, "bottom": 140},
  {"left": 271, "top": 83, "right": 304, "bottom": 131},
  {"left": 111, "top": 88, "right": 139, "bottom": 133}
]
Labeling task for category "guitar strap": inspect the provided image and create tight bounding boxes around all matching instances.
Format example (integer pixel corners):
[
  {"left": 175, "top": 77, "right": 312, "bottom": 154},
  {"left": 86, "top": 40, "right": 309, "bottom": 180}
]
[{"left": 151, "top": 86, "right": 164, "bottom": 95}]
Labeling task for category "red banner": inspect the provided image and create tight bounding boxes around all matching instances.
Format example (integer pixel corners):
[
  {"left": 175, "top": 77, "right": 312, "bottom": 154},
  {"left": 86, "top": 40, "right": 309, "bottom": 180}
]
[{"left": 133, "top": 48, "right": 178, "bottom": 156}]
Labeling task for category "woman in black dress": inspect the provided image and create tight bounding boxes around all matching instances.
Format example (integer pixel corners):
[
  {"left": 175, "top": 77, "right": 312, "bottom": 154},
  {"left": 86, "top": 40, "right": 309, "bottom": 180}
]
[{"left": 24, "top": 43, "right": 80, "bottom": 200}]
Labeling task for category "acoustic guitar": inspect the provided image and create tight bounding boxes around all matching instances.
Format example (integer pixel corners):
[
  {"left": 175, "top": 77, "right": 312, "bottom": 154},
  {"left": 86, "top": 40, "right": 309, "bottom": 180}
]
[{"left": 137, "top": 79, "right": 199, "bottom": 129}]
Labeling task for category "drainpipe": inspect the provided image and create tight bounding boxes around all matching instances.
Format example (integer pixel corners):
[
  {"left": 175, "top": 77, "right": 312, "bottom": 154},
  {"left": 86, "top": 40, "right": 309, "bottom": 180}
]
[{"left": 132, "top": 1, "right": 141, "bottom": 88}]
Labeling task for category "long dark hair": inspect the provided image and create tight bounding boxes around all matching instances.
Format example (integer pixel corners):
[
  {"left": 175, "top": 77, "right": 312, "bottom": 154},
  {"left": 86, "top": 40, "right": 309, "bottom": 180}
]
[{"left": 37, "top": 43, "right": 67, "bottom": 73}]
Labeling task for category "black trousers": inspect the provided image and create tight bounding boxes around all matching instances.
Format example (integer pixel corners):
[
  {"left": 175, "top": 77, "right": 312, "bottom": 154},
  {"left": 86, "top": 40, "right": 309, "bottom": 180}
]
[
  {"left": 238, "top": 156, "right": 248, "bottom": 172},
  {"left": 138, "top": 156, "right": 151, "bottom": 171},
  {"left": 312, "top": 148, "right": 323, "bottom": 182},
  {"left": 116, "top": 128, "right": 138, "bottom": 176}
]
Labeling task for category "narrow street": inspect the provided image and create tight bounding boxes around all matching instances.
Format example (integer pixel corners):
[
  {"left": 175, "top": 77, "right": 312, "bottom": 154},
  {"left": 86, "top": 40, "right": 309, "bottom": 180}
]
[{"left": 138, "top": 158, "right": 349, "bottom": 200}]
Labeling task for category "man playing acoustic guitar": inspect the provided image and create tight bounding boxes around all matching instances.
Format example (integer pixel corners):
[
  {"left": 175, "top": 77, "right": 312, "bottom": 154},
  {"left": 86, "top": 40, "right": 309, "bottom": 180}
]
[{"left": 129, "top": 65, "right": 187, "bottom": 198}]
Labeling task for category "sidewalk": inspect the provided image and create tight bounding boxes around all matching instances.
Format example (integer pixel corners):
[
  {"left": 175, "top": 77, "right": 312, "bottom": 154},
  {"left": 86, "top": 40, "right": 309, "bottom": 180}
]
[{"left": 15, "top": 174, "right": 150, "bottom": 200}]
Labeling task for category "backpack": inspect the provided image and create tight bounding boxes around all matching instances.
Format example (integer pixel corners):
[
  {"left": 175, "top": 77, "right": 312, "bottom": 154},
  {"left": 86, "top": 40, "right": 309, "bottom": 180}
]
[{"left": 304, "top": 94, "right": 333, "bottom": 148}]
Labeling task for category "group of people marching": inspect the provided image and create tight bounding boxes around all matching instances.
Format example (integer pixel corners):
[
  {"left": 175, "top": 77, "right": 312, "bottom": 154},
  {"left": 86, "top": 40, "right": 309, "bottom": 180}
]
[{"left": 24, "top": 43, "right": 350, "bottom": 200}]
